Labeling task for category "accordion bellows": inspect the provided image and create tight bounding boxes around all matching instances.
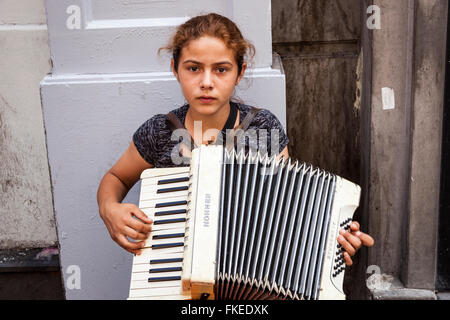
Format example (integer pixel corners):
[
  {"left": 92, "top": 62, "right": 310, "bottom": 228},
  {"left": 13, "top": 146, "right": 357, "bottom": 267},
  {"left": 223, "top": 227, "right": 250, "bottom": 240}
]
[{"left": 128, "top": 145, "right": 361, "bottom": 300}]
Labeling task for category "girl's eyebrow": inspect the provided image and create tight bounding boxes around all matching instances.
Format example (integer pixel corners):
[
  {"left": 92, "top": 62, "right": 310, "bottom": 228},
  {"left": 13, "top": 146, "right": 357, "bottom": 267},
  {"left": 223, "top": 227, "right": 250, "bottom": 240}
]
[{"left": 182, "top": 59, "right": 233, "bottom": 66}]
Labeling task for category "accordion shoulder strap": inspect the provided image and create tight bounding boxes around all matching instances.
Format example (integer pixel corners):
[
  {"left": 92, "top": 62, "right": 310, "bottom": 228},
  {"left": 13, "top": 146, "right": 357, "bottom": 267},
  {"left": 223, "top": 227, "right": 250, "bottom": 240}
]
[
  {"left": 224, "top": 106, "right": 261, "bottom": 152},
  {"left": 166, "top": 111, "right": 198, "bottom": 150},
  {"left": 236, "top": 106, "right": 261, "bottom": 131}
]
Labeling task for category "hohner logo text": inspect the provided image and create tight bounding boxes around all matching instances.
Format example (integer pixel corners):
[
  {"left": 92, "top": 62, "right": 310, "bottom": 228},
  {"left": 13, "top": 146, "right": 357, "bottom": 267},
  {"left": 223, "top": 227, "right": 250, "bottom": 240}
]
[
  {"left": 203, "top": 193, "right": 211, "bottom": 227},
  {"left": 326, "top": 221, "right": 337, "bottom": 260}
]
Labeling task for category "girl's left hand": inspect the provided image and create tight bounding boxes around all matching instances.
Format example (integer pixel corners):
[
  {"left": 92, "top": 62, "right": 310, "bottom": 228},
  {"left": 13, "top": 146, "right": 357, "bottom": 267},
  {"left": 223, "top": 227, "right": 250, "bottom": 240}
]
[{"left": 337, "top": 221, "right": 374, "bottom": 266}]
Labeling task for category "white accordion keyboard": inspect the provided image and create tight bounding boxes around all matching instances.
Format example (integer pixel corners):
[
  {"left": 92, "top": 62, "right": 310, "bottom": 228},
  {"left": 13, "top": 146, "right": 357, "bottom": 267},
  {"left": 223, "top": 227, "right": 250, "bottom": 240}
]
[{"left": 128, "top": 145, "right": 360, "bottom": 300}]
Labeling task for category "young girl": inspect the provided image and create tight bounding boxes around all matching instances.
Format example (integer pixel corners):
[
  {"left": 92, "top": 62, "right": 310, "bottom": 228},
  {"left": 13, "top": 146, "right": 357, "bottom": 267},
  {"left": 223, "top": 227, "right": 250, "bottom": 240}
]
[{"left": 97, "top": 13, "right": 373, "bottom": 269}]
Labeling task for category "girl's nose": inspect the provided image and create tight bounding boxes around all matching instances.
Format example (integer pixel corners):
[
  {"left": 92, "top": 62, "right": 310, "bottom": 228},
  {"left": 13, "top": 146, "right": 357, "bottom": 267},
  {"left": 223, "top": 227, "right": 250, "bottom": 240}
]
[{"left": 200, "top": 70, "right": 214, "bottom": 89}]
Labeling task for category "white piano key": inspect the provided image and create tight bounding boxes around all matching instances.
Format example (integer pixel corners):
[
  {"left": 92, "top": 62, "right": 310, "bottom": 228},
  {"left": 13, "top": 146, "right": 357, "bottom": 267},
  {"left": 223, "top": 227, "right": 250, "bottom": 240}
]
[
  {"left": 130, "top": 279, "right": 182, "bottom": 290},
  {"left": 141, "top": 181, "right": 189, "bottom": 193},
  {"left": 153, "top": 216, "right": 187, "bottom": 225},
  {"left": 128, "top": 294, "right": 190, "bottom": 300},
  {"left": 143, "top": 236, "right": 184, "bottom": 249},
  {"left": 130, "top": 272, "right": 150, "bottom": 282},
  {"left": 136, "top": 245, "right": 185, "bottom": 255},
  {"left": 129, "top": 285, "right": 183, "bottom": 298},
  {"left": 149, "top": 261, "right": 183, "bottom": 270},
  {"left": 147, "top": 212, "right": 187, "bottom": 222},
  {"left": 140, "top": 167, "right": 190, "bottom": 180},
  {"left": 132, "top": 264, "right": 150, "bottom": 273},
  {"left": 142, "top": 176, "right": 190, "bottom": 188},
  {"left": 149, "top": 227, "right": 186, "bottom": 237},
  {"left": 140, "top": 196, "right": 188, "bottom": 209},
  {"left": 131, "top": 270, "right": 182, "bottom": 281},
  {"left": 145, "top": 233, "right": 185, "bottom": 246},
  {"left": 142, "top": 206, "right": 188, "bottom": 216},
  {"left": 132, "top": 261, "right": 183, "bottom": 273},
  {"left": 140, "top": 190, "right": 189, "bottom": 202},
  {"left": 132, "top": 251, "right": 184, "bottom": 265},
  {"left": 151, "top": 221, "right": 187, "bottom": 232}
]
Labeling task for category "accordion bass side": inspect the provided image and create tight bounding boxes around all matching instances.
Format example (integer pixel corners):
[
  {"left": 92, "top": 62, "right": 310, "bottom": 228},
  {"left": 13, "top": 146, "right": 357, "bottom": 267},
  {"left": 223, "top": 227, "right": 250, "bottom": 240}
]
[{"left": 128, "top": 145, "right": 361, "bottom": 300}]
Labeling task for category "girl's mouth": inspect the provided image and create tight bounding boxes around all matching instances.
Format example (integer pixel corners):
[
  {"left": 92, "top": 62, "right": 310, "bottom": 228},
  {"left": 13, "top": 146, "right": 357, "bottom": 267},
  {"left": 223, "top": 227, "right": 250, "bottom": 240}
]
[{"left": 198, "top": 97, "right": 216, "bottom": 104}]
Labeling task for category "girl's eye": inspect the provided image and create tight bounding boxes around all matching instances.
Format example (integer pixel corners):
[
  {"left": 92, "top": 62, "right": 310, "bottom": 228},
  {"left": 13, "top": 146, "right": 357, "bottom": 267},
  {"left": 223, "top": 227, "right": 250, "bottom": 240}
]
[
  {"left": 217, "top": 67, "right": 227, "bottom": 73},
  {"left": 189, "top": 66, "right": 199, "bottom": 72}
]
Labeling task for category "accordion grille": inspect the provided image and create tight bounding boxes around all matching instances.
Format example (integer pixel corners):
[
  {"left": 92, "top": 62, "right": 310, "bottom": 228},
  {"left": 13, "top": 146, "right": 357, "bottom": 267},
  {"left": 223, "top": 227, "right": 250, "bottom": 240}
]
[{"left": 215, "top": 150, "right": 336, "bottom": 300}]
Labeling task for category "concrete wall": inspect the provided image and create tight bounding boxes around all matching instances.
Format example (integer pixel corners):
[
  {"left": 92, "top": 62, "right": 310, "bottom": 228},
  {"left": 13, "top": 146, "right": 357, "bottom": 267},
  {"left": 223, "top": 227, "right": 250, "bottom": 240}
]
[
  {"left": 402, "top": 0, "right": 447, "bottom": 290},
  {"left": 368, "top": 0, "right": 412, "bottom": 279},
  {"left": 0, "top": 0, "right": 58, "bottom": 249}
]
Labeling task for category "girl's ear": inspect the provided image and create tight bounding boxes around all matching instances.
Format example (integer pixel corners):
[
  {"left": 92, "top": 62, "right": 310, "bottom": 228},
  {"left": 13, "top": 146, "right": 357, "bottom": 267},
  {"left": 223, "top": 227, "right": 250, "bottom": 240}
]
[
  {"left": 235, "top": 62, "right": 247, "bottom": 85},
  {"left": 171, "top": 59, "right": 180, "bottom": 82}
]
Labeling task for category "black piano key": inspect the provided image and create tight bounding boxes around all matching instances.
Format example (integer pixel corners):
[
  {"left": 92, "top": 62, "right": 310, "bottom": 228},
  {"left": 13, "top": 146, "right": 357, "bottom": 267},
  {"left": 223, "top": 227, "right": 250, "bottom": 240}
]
[
  {"left": 150, "top": 257, "right": 183, "bottom": 264},
  {"left": 149, "top": 267, "right": 182, "bottom": 273},
  {"left": 152, "top": 233, "right": 185, "bottom": 240},
  {"left": 157, "top": 186, "right": 188, "bottom": 194},
  {"left": 155, "top": 200, "right": 187, "bottom": 208},
  {"left": 155, "top": 209, "right": 187, "bottom": 217},
  {"left": 154, "top": 218, "right": 186, "bottom": 225},
  {"left": 151, "top": 242, "right": 184, "bottom": 249},
  {"left": 148, "top": 276, "right": 181, "bottom": 282},
  {"left": 157, "top": 177, "right": 189, "bottom": 185}
]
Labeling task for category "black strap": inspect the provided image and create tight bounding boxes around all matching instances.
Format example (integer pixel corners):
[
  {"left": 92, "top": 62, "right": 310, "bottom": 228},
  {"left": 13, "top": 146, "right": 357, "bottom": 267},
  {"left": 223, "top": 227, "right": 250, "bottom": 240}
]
[
  {"left": 225, "top": 107, "right": 261, "bottom": 151},
  {"left": 221, "top": 101, "right": 238, "bottom": 132},
  {"left": 235, "top": 106, "right": 261, "bottom": 131},
  {"left": 166, "top": 112, "right": 198, "bottom": 149}
]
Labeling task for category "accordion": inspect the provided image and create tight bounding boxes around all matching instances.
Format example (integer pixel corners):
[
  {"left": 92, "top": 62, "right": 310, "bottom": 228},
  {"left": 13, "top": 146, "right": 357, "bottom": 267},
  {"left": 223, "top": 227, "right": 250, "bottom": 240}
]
[{"left": 128, "top": 145, "right": 360, "bottom": 300}]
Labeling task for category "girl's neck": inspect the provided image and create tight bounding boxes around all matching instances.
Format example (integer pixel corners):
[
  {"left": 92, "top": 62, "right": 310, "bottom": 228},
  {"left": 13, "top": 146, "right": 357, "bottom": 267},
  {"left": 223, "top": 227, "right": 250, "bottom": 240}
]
[{"left": 185, "top": 101, "right": 231, "bottom": 132}]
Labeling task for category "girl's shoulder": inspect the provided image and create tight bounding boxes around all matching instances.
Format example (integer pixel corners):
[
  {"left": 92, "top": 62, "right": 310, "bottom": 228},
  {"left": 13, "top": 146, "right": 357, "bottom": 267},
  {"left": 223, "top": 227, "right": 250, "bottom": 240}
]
[
  {"left": 139, "top": 104, "right": 188, "bottom": 131},
  {"left": 235, "top": 102, "right": 286, "bottom": 130},
  {"left": 132, "top": 104, "right": 189, "bottom": 166}
]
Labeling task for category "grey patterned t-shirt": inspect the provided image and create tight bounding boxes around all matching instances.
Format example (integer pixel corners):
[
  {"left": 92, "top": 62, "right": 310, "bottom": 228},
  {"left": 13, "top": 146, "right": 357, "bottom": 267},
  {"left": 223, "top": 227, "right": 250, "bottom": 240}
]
[{"left": 132, "top": 101, "right": 289, "bottom": 168}]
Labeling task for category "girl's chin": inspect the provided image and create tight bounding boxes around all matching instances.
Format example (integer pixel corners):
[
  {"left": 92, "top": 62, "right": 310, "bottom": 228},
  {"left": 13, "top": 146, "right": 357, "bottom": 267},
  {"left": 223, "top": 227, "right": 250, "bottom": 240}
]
[{"left": 189, "top": 103, "right": 222, "bottom": 115}]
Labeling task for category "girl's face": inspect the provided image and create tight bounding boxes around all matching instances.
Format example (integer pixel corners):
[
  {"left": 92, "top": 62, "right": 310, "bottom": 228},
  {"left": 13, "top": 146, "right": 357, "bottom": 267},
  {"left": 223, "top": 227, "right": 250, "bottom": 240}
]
[{"left": 171, "top": 36, "right": 246, "bottom": 117}]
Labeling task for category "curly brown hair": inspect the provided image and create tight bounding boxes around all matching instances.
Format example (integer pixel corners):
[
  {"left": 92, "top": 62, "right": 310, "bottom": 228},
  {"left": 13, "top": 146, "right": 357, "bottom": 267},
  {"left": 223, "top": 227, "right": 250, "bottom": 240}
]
[{"left": 158, "top": 13, "right": 255, "bottom": 77}]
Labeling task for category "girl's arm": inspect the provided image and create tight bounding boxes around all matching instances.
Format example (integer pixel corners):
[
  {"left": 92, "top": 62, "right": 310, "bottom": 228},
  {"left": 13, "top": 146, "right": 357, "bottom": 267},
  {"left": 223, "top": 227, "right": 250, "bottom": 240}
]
[{"left": 97, "top": 141, "right": 154, "bottom": 255}]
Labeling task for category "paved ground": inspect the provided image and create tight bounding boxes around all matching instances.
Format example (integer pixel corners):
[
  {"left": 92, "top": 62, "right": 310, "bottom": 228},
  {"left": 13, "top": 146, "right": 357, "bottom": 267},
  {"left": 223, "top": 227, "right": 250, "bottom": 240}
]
[{"left": 0, "top": 248, "right": 64, "bottom": 299}]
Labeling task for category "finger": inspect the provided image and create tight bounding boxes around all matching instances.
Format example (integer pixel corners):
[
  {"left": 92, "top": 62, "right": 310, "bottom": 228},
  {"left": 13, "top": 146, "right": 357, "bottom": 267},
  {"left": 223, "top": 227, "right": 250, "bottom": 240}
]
[
  {"left": 354, "top": 231, "right": 375, "bottom": 247},
  {"left": 129, "top": 206, "right": 153, "bottom": 224},
  {"left": 337, "top": 234, "right": 356, "bottom": 256},
  {"left": 340, "top": 229, "right": 362, "bottom": 250},
  {"left": 343, "top": 251, "right": 353, "bottom": 267},
  {"left": 117, "top": 234, "right": 146, "bottom": 251},
  {"left": 350, "top": 221, "right": 360, "bottom": 232},
  {"left": 126, "top": 216, "right": 152, "bottom": 234},
  {"left": 123, "top": 226, "right": 149, "bottom": 241},
  {"left": 130, "top": 248, "right": 142, "bottom": 255}
]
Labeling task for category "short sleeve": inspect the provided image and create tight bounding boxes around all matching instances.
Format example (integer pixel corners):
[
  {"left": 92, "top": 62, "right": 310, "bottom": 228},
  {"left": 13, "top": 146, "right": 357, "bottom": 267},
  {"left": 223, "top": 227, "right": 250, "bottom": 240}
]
[
  {"left": 250, "top": 109, "right": 290, "bottom": 154},
  {"left": 132, "top": 115, "right": 162, "bottom": 166}
]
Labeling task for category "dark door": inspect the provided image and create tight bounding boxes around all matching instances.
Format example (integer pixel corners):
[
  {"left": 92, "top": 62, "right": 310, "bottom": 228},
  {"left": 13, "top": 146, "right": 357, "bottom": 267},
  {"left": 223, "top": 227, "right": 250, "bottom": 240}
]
[{"left": 437, "top": 2, "right": 450, "bottom": 291}]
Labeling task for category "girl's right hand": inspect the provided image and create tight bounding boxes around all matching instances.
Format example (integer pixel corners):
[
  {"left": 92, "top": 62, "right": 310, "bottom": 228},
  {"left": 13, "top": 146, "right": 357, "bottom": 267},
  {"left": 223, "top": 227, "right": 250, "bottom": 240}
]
[{"left": 100, "top": 202, "right": 153, "bottom": 255}]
